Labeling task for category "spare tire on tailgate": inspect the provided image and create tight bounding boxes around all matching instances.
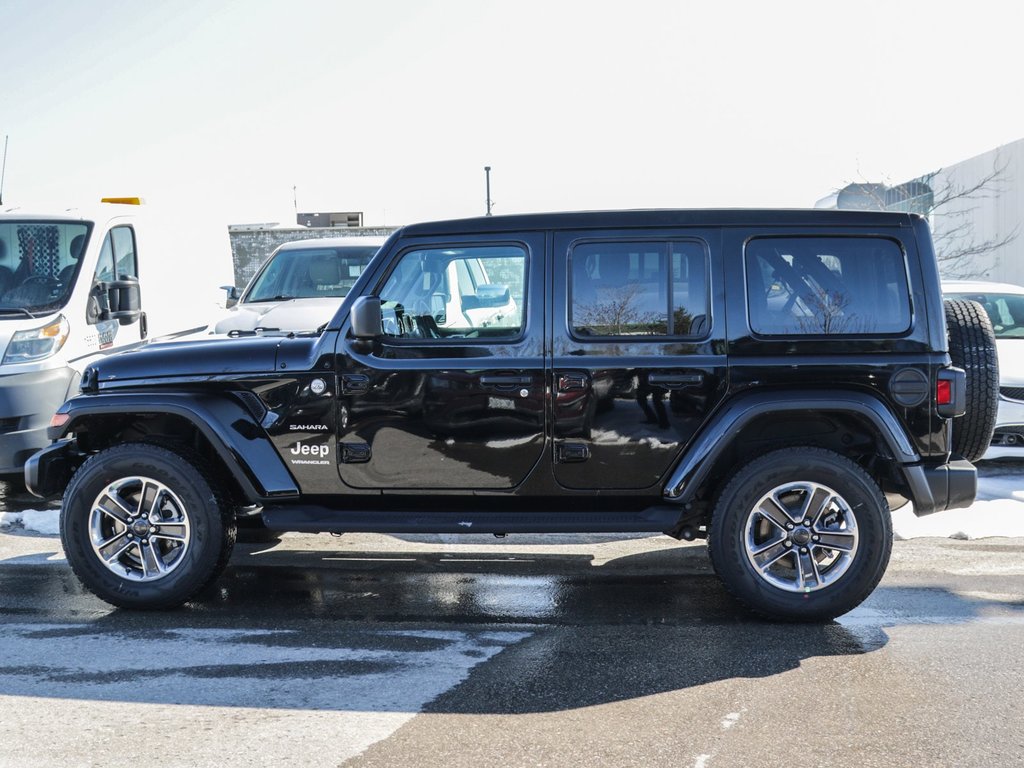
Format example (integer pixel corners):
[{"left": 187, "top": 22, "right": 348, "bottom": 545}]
[{"left": 944, "top": 298, "right": 999, "bottom": 462}]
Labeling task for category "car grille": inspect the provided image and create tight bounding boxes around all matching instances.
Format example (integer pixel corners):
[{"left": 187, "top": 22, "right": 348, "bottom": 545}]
[
  {"left": 0, "top": 417, "right": 20, "bottom": 435},
  {"left": 1000, "top": 386, "right": 1024, "bottom": 402}
]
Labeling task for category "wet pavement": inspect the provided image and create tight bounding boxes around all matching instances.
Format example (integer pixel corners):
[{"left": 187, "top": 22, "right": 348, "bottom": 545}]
[{"left": 1, "top": 479, "right": 1024, "bottom": 766}]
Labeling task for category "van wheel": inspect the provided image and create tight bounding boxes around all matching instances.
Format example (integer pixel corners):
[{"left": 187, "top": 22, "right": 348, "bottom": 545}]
[
  {"left": 60, "top": 444, "right": 235, "bottom": 609},
  {"left": 944, "top": 298, "right": 999, "bottom": 462},
  {"left": 708, "top": 447, "right": 891, "bottom": 621}
]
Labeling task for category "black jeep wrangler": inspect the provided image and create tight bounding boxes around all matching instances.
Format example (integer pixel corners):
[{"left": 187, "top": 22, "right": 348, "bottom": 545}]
[{"left": 26, "top": 210, "right": 998, "bottom": 620}]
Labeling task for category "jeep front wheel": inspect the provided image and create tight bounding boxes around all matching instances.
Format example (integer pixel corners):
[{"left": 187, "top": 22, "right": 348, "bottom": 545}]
[
  {"left": 708, "top": 447, "right": 892, "bottom": 621},
  {"left": 60, "top": 444, "right": 235, "bottom": 609}
]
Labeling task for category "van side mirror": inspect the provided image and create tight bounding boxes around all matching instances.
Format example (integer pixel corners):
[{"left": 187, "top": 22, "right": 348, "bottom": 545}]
[
  {"left": 350, "top": 296, "right": 382, "bottom": 339},
  {"left": 220, "top": 284, "right": 239, "bottom": 308},
  {"left": 473, "top": 283, "right": 511, "bottom": 308},
  {"left": 95, "top": 277, "right": 143, "bottom": 326}
]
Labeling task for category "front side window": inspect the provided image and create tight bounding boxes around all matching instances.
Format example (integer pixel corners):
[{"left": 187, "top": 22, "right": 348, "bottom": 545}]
[
  {"left": 245, "top": 244, "right": 380, "bottom": 303},
  {"left": 0, "top": 220, "right": 91, "bottom": 315},
  {"left": 377, "top": 245, "right": 527, "bottom": 340},
  {"left": 745, "top": 236, "right": 911, "bottom": 336},
  {"left": 94, "top": 226, "right": 137, "bottom": 283},
  {"left": 570, "top": 240, "right": 709, "bottom": 338}
]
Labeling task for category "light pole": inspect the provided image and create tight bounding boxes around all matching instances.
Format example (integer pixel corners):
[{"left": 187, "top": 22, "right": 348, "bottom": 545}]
[{"left": 484, "top": 166, "right": 492, "bottom": 216}]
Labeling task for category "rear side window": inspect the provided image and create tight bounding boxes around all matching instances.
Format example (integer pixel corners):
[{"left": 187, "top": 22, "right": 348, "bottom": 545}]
[
  {"left": 745, "top": 236, "right": 911, "bottom": 336},
  {"left": 570, "top": 240, "right": 709, "bottom": 338}
]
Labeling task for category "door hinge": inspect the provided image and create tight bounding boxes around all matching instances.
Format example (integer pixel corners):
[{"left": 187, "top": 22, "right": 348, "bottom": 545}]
[
  {"left": 557, "top": 442, "right": 590, "bottom": 463},
  {"left": 557, "top": 373, "right": 589, "bottom": 392},
  {"left": 341, "top": 374, "right": 370, "bottom": 394},
  {"left": 341, "top": 442, "right": 371, "bottom": 463}
]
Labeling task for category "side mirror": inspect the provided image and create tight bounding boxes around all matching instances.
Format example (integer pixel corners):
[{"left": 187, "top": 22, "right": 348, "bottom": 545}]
[
  {"left": 220, "top": 284, "right": 239, "bottom": 308},
  {"left": 473, "top": 283, "right": 512, "bottom": 308},
  {"left": 350, "top": 296, "right": 382, "bottom": 340},
  {"left": 96, "top": 277, "right": 143, "bottom": 326}
]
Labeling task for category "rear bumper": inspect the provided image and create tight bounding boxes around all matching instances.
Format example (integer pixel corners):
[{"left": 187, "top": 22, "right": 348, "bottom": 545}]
[{"left": 903, "top": 459, "right": 977, "bottom": 516}]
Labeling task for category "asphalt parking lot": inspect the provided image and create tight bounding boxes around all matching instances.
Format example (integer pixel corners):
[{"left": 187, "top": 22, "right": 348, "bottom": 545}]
[{"left": 1, "top": 471, "right": 1023, "bottom": 768}]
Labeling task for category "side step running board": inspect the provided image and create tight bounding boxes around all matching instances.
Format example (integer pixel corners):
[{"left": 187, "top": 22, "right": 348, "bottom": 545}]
[{"left": 261, "top": 504, "right": 685, "bottom": 535}]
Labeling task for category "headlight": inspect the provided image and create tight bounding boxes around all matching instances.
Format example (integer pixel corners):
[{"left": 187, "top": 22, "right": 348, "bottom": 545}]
[{"left": 2, "top": 315, "right": 70, "bottom": 364}]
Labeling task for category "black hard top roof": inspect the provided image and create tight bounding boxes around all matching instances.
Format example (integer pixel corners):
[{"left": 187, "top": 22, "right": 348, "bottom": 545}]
[{"left": 400, "top": 208, "right": 916, "bottom": 237}]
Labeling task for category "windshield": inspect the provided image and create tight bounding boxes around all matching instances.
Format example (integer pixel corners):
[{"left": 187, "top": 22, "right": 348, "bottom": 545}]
[
  {"left": 0, "top": 220, "right": 91, "bottom": 316},
  {"left": 244, "top": 245, "right": 379, "bottom": 303},
  {"left": 947, "top": 292, "right": 1024, "bottom": 339}
]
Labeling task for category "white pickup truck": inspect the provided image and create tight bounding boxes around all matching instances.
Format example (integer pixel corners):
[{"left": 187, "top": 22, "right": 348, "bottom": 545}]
[{"left": 0, "top": 198, "right": 232, "bottom": 474}]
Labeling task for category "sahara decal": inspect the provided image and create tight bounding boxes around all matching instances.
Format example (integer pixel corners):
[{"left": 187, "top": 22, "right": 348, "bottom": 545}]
[{"left": 288, "top": 424, "right": 329, "bottom": 431}]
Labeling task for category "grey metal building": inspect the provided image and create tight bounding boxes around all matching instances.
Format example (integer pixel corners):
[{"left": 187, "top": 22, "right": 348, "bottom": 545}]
[
  {"left": 227, "top": 223, "right": 398, "bottom": 289},
  {"left": 818, "top": 138, "right": 1023, "bottom": 284}
]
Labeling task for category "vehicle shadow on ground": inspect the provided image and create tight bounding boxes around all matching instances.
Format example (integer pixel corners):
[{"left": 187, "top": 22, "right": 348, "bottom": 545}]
[{"left": 1, "top": 543, "right": 1023, "bottom": 714}]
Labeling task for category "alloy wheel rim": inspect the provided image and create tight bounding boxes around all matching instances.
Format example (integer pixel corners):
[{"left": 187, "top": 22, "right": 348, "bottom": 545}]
[
  {"left": 742, "top": 481, "right": 859, "bottom": 593},
  {"left": 88, "top": 476, "right": 192, "bottom": 582}
]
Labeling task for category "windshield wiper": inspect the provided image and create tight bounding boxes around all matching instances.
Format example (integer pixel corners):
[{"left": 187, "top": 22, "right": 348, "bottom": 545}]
[
  {"left": 246, "top": 295, "right": 297, "bottom": 303},
  {"left": 0, "top": 307, "right": 37, "bottom": 319}
]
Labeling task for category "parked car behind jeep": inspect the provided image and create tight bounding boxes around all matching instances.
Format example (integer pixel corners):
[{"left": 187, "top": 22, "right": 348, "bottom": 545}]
[
  {"left": 27, "top": 209, "right": 997, "bottom": 621},
  {"left": 214, "top": 236, "right": 386, "bottom": 334},
  {"left": 944, "top": 279, "right": 1023, "bottom": 459}
]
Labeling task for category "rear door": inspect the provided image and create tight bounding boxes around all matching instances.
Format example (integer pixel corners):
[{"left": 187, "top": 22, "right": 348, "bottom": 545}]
[
  {"left": 551, "top": 229, "right": 728, "bottom": 490},
  {"left": 336, "top": 234, "right": 546, "bottom": 490}
]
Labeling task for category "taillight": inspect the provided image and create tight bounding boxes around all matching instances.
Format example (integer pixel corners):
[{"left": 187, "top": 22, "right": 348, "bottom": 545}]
[{"left": 936, "top": 367, "right": 966, "bottom": 418}]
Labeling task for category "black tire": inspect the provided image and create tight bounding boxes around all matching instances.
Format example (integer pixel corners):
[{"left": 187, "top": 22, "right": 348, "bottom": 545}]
[
  {"left": 707, "top": 447, "right": 892, "bottom": 621},
  {"left": 60, "top": 443, "right": 236, "bottom": 609},
  {"left": 944, "top": 298, "right": 999, "bottom": 463}
]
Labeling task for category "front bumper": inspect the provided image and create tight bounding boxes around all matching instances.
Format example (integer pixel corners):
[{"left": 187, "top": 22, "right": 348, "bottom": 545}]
[
  {"left": 24, "top": 439, "right": 78, "bottom": 499},
  {"left": 0, "top": 367, "right": 77, "bottom": 474}
]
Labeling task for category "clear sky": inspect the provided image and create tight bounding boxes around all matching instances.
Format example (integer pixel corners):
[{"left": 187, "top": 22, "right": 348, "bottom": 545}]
[{"left": 1, "top": 0, "right": 1022, "bottom": 229}]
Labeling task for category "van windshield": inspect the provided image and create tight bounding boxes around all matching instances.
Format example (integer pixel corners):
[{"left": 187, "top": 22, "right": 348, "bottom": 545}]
[
  {"left": 0, "top": 220, "right": 91, "bottom": 317},
  {"left": 245, "top": 245, "right": 380, "bottom": 303}
]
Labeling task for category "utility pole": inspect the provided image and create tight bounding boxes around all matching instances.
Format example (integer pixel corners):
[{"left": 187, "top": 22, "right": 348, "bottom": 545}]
[
  {"left": 0, "top": 136, "right": 8, "bottom": 206},
  {"left": 484, "top": 166, "right": 492, "bottom": 216}
]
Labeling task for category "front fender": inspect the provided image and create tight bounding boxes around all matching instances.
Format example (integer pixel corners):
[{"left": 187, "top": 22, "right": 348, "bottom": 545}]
[{"left": 46, "top": 391, "right": 299, "bottom": 503}]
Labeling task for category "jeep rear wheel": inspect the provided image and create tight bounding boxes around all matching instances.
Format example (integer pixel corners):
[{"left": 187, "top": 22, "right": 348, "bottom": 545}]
[
  {"left": 60, "top": 444, "right": 235, "bottom": 609},
  {"left": 944, "top": 298, "right": 999, "bottom": 462},
  {"left": 708, "top": 447, "right": 892, "bottom": 621}
]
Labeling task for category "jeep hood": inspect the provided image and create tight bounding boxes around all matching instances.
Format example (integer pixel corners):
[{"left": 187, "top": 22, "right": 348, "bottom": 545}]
[
  {"left": 89, "top": 336, "right": 285, "bottom": 383},
  {"left": 213, "top": 297, "right": 341, "bottom": 334}
]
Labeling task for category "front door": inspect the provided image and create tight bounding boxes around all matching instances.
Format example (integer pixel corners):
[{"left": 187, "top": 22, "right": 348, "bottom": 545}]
[
  {"left": 551, "top": 230, "right": 728, "bottom": 490},
  {"left": 337, "top": 234, "right": 546, "bottom": 491}
]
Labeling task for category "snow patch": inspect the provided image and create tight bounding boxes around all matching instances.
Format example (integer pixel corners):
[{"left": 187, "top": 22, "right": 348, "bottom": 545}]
[
  {"left": 721, "top": 711, "right": 742, "bottom": 729},
  {"left": 0, "top": 509, "right": 61, "bottom": 536}
]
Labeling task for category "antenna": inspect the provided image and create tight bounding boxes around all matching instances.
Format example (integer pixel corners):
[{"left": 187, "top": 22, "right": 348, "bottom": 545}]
[{"left": 0, "top": 136, "right": 8, "bottom": 206}]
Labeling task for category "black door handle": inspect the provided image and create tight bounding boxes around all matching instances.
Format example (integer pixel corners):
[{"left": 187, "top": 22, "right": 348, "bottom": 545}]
[
  {"left": 647, "top": 373, "right": 703, "bottom": 389},
  {"left": 480, "top": 375, "right": 532, "bottom": 387}
]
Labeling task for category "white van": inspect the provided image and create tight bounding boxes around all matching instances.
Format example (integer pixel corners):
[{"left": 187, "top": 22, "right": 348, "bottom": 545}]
[{"left": 0, "top": 198, "right": 232, "bottom": 474}]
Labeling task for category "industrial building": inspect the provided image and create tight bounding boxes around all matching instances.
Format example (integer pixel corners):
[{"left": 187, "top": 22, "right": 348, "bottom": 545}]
[{"left": 817, "top": 138, "right": 1023, "bottom": 284}]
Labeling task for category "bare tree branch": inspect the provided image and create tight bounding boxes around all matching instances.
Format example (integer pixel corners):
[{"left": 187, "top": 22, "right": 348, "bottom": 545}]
[{"left": 839, "top": 152, "right": 1016, "bottom": 279}]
